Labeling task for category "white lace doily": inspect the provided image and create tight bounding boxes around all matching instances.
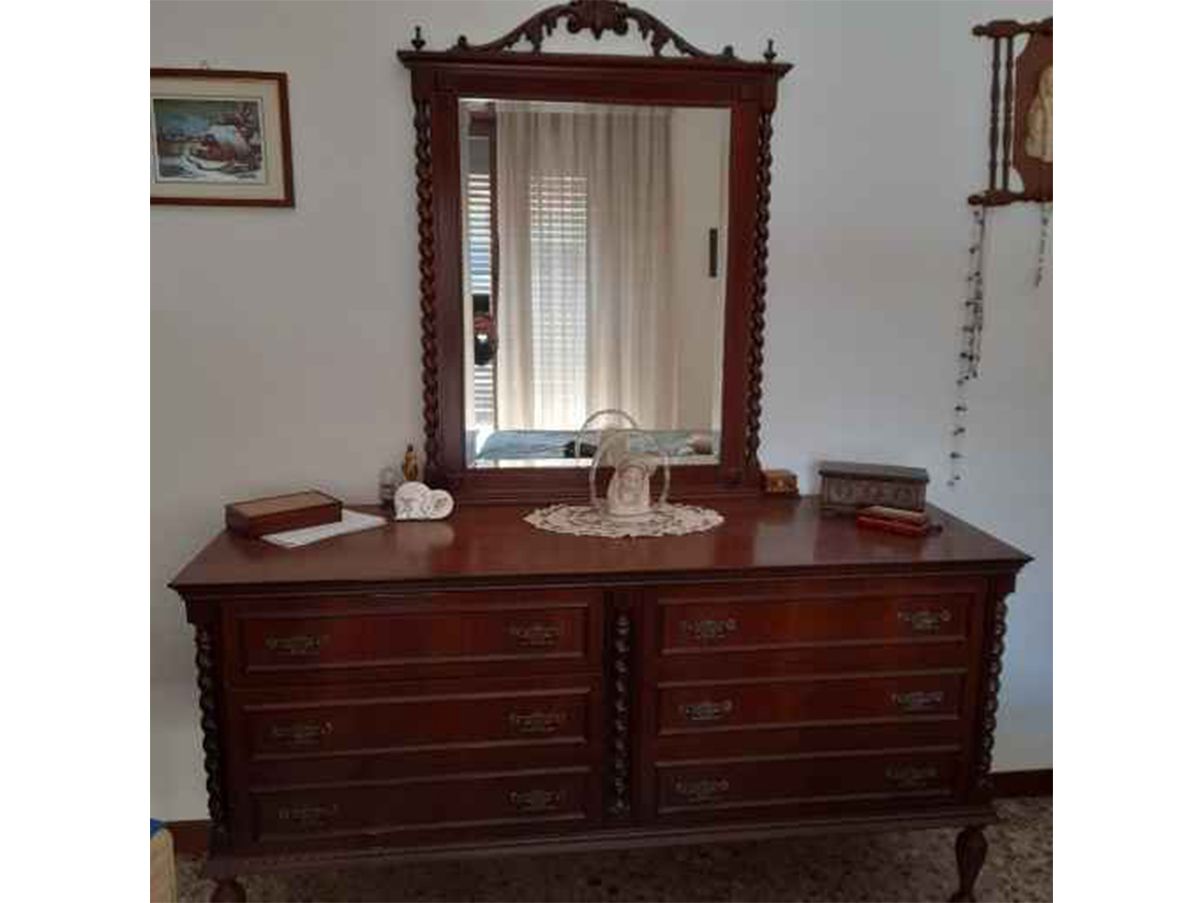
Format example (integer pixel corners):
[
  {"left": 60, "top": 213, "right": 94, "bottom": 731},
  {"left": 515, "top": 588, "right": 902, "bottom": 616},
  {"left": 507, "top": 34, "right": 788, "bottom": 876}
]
[{"left": 524, "top": 503, "right": 724, "bottom": 538}]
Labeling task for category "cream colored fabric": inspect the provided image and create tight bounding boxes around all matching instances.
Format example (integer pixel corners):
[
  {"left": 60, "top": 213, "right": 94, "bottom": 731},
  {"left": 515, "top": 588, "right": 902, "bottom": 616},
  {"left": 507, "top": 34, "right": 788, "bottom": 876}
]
[
  {"left": 524, "top": 502, "right": 724, "bottom": 538},
  {"left": 495, "top": 102, "right": 677, "bottom": 430}
]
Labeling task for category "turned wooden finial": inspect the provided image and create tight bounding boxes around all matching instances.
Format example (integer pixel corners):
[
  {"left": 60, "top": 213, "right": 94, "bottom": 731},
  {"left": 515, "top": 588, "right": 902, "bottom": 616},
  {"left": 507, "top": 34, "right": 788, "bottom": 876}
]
[
  {"left": 411, "top": 26, "right": 426, "bottom": 51},
  {"left": 764, "top": 38, "right": 777, "bottom": 62}
]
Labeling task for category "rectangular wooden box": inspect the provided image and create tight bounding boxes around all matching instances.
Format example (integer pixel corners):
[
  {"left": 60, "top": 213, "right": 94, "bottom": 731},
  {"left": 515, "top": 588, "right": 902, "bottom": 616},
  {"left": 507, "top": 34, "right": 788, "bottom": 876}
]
[
  {"left": 225, "top": 490, "right": 342, "bottom": 538},
  {"left": 818, "top": 461, "right": 929, "bottom": 515}
]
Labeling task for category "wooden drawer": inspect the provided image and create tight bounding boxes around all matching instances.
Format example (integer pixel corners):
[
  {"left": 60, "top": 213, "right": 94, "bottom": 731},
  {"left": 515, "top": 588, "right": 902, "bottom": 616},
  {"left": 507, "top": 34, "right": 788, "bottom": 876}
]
[
  {"left": 657, "top": 750, "right": 959, "bottom": 814},
  {"left": 658, "top": 671, "right": 964, "bottom": 735},
  {"left": 229, "top": 589, "right": 601, "bottom": 683},
  {"left": 242, "top": 685, "right": 593, "bottom": 760},
  {"left": 658, "top": 584, "right": 972, "bottom": 656},
  {"left": 252, "top": 768, "right": 592, "bottom": 841}
]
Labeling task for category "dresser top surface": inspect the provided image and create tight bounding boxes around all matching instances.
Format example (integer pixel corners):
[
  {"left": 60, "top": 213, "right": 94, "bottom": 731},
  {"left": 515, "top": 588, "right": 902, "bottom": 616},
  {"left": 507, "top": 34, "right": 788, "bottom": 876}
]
[{"left": 170, "top": 496, "right": 1029, "bottom": 593}]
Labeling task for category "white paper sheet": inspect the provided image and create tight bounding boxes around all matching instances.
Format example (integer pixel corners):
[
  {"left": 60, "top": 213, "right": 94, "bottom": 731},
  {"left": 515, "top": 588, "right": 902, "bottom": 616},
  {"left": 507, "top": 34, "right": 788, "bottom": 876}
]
[{"left": 260, "top": 509, "right": 387, "bottom": 548}]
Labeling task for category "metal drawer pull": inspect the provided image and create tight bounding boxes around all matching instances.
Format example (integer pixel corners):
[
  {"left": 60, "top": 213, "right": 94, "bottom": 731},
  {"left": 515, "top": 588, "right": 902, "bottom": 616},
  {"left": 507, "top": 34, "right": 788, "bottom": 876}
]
[
  {"left": 264, "top": 634, "right": 328, "bottom": 656},
  {"left": 674, "top": 778, "right": 730, "bottom": 804},
  {"left": 679, "top": 699, "right": 734, "bottom": 723},
  {"left": 277, "top": 803, "right": 339, "bottom": 825},
  {"left": 897, "top": 609, "right": 953, "bottom": 632},
  {"left": 885, "top": 765, "right": 940, "bottom": 789},
  {"left": 508, "top": 710, "right": 568, "bottom": 734},
  {"left": 509, "top": 789, "right": 563, "bottom": 812},
  {"left": 269, "top": 720, "right": 334, "bottom": 745},
  {"left": 680, "top": 617, "right": 737, "bottom": 642},
  {"left": 891, "top": 690, "right": 946, "bottom": 713},
  {"left": 508, "top": 623, "right": 564, "bottom": 647}
]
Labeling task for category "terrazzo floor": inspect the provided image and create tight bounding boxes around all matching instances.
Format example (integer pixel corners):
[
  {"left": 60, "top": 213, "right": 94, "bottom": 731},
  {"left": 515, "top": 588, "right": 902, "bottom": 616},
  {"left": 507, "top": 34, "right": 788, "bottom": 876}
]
[{"left": 177, "top": 797, "right": 1051, "bottom": 902}]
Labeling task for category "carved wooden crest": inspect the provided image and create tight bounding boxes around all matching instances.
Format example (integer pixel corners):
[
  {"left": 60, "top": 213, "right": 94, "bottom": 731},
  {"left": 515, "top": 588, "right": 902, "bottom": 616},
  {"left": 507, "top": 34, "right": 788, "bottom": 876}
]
[{"left": 412, "top": 0, "right": 777, "bottom": 63}]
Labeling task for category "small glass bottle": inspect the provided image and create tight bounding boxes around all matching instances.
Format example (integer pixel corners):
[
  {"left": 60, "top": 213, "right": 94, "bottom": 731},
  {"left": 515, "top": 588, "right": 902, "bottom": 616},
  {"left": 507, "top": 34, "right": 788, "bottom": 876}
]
[{"left": 379, "top": 466, "right": 399, "bottom": 508}]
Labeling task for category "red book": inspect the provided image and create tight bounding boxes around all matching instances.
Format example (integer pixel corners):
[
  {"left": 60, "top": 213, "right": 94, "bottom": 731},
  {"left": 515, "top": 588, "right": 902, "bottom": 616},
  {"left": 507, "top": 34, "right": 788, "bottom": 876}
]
[{"left": 856, "top": 514, "right": 931, "bottom": 537}]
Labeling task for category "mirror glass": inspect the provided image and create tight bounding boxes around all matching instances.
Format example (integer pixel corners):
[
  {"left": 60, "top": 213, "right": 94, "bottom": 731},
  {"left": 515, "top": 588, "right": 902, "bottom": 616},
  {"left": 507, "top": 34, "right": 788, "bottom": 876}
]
[{"left": 459, "top": 99, "right": 730, "bottom": 469}]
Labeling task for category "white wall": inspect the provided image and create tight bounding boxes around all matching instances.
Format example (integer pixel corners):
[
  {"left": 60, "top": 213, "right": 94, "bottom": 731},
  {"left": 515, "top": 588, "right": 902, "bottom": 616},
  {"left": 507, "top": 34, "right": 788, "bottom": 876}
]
[
  {"left": 669, "top": 107, "right": 729, "bottom": 431},
  {"left": 152, "top": 0, "right": 1052, "bottom": 819}
]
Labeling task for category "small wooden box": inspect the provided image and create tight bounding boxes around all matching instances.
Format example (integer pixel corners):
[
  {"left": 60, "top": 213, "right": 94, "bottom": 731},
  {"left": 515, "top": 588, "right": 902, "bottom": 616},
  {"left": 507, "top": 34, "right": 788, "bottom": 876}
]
[
  {"left": 762, "top": 468, "right": 799, "bottom": 496},
  {"left": 225, "top": 490, "right": 342, "bottom": 538},
  {"left": 818, "top": 461, "right": 928, "bottom": 515}
]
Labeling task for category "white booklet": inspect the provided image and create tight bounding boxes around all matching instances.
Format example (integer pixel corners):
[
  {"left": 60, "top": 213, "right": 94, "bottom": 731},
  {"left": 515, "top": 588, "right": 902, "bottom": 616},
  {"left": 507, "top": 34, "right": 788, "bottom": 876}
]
[{"left": 261, "top": 509, "right": 387, "bottom": 548}]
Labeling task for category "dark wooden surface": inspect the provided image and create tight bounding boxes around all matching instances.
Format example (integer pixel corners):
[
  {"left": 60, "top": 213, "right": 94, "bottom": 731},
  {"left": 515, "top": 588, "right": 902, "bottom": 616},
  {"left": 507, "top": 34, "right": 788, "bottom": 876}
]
[
  {"left": 397, "top": 1, "right": 791, "bottom": 504},
  {"left": 172, "top": 496, "right": 1027, "bottom": 592},
  {"left": 168, "top": 766, "right": 1050, "bottom": 858}
]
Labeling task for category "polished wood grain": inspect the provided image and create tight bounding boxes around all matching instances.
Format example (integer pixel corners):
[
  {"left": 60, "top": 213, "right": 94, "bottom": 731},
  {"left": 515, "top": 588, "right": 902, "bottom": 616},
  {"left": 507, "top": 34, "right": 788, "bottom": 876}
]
[
  {"left": 242, "top": 686, "right": 592, "bottom": 758},
  {"left": 169, "top": 8, "right": 1032, "bottom": 901},
  {"left": 171, "top": 497, "right": 1028, "bottom": 594},
  {"left": 656, "top": 750, "right": 960, "bottom": 814},
  {"left": 397, "top": 2, "right": 791, "bottom": 503},
  {"left": 657, "top": 671, "right": 966, "bottom": 733},
  {"left": 252, "top": 767, "right": 594, "bottom": 841},
  {"left": 658, "top": 589, "right": 971, "bottom": 654}
]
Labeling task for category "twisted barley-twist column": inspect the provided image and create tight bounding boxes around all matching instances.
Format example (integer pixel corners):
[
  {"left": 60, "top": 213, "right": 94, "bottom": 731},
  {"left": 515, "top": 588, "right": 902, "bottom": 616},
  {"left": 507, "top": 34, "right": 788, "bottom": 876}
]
[
  {"left": 746, "top": 110, "right": 773, "bottom": 466},
  {"left": 194, "top": 626, "right": 227, "bottom": 837},
  {"left": 608, "top": 611, "right": 632, "bottom": 816},
  {"left": 413, "top": 99, "right": 440, "bottom": 476},
  {"left": 974, "top": 596, "right": 1008, "bottom": 791}
]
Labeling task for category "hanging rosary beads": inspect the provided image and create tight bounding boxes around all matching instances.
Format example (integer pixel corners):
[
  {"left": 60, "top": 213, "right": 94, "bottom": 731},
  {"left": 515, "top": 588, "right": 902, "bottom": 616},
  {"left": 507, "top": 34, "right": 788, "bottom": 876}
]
[
  {"left": 1033, "top": 202, "right": 1051, "bottom": 287},
  {"left": 948, "top": 206, "right": 988, "bottom": 488}
]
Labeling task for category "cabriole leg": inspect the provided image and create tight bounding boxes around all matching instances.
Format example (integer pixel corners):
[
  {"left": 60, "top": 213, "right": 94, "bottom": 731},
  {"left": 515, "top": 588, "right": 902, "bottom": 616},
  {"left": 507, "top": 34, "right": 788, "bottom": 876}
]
[{"left": 949, "top": 825, "right": 987, "bottom": 902}]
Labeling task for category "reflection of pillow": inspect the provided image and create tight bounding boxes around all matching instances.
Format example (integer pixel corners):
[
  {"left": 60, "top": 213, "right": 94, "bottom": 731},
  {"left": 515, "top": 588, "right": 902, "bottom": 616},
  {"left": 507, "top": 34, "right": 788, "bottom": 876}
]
[{"left": 688, "top": 433, "right": 713, "bottom": 455}]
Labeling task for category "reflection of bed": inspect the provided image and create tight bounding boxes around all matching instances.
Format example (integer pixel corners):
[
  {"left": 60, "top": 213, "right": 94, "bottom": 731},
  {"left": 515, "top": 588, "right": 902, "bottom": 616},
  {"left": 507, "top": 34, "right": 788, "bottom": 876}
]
[{"left": 475, "top": 430, "right": 716, "bottom": 461}]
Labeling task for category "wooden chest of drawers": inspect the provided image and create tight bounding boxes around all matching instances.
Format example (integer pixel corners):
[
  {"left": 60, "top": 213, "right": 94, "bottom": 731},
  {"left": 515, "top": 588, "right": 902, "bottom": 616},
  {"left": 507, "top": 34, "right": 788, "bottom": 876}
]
[{"left": 172, "top": 497, "right": 1028, "bottom": 901}]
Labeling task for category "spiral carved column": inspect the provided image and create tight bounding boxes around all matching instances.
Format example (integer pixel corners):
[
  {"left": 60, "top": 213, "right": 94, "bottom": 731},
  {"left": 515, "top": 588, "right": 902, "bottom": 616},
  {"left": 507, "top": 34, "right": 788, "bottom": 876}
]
[
  {"left": 607, "top": 610, "right": 633, "bottom": 817},
  {"left": 974, "top": 593, "right": 1009, "bottom": 791},
  {"left": 413, "top": 97, "right": 440, "bottom": 477},
  {"left": 746, "top": 109, "right": 773, "bottom": 466},
  {"left": 194, "top": 625, "right": 227, "bottom": 838}
]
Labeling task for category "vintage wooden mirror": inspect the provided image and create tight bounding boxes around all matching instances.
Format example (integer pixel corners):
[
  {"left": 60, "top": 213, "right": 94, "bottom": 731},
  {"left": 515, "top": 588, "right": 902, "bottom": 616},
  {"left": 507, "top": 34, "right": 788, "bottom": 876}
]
[{"left": 399, "top": 0, "right": 790, "bottom": 504}]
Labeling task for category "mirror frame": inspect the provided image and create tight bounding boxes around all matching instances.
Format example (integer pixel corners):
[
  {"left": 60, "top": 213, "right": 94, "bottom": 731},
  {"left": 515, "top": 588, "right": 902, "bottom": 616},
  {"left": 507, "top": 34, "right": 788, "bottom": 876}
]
[{"left": 399, "top": 0, "right": 791, "bottom": 504}]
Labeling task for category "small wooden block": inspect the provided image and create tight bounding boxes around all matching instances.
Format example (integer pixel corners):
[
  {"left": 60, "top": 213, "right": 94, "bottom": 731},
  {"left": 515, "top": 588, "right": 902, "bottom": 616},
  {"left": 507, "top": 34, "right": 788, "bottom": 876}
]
[
  {"left": 762, "top": 468, "right": 799, "bottom": 496},
  {"left": 225, "top": 490, "right": 342, "bottom": 538}
]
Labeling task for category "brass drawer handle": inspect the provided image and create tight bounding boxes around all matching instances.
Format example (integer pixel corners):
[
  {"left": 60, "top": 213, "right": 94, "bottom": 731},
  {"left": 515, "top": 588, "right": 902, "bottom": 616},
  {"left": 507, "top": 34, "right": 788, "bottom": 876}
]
[
  {"left": 891, "top": 690, "right": 946, "bottom": 713},
  {"left": 268, "top": 720, "right": 334, "bottom": 746},
  {"left": 264, "top": 634, "right": 328, "bottom": 656},
  {"left": 885, "top": 765, "right": 940, "bottom": 789},
  {"left": 508, "top": 623, "right": 564, "bottom": 648},
  {"left": 509, "top": 788, "right": 563, "bottom": 813},
  {"left": 897, "top": 609, "right": 953, "bottom": 632},
  {"left": 680, "top": 617, "right": 737, "bottom": 642},
  {"left": 508, "top": 710, "right": 568, "bottom": 735},
  {"left": 674, "top": 778, "right": 730, "bottom": 804},
  {"left": 276, "top": 803, "right": 339, "bottom": 825},
  {"left": 678, "top": 699, "right": 734, "bottom": 723}
]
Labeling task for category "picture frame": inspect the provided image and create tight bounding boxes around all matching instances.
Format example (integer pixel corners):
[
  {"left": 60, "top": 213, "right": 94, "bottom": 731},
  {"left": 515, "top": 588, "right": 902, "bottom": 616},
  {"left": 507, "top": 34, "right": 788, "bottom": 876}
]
[{"left": 150, "top": 68, "right": 295, "bottom": 207}]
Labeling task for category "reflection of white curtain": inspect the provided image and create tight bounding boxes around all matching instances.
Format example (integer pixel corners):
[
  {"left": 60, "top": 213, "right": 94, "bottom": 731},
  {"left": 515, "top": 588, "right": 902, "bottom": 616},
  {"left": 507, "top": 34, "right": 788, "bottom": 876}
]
[{"left": 495, "top": 103, "right": 676, "bottom": 430}]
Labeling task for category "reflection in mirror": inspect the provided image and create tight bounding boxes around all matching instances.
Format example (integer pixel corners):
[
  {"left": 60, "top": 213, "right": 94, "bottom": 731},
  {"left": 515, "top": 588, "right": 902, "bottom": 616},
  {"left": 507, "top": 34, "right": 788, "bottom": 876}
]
[{"left": 460, "top": 99, "right": 730, "bottom": 469}]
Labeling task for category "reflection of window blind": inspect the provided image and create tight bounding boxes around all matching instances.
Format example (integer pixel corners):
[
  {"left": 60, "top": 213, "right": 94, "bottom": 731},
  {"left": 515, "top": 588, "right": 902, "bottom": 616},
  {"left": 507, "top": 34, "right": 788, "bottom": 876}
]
[
  {"left": 466, "top": 138, "right": 494, "bottom": 429},
  {"left": 530, "top": 173, "right": 588, "bottom": 429},
  {"left": 466, "top": 171, "right": 492, "bottom": 295}
]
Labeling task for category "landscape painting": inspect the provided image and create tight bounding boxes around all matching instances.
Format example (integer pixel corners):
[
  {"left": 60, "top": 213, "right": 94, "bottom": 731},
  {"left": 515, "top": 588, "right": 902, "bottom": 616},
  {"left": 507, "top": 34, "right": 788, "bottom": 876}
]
[
  {"left": 152, "top": 97, "right": 267, "bottom": 184},
  {"left": 150, "top": 69, "right": 294, "bottom": 206}
]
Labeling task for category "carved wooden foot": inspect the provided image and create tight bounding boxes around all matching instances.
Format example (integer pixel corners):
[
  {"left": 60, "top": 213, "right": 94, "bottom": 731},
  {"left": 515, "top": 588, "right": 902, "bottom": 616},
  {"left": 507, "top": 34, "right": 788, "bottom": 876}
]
[
  {"left": 211, "top": 877, "right": 246, "bottom": 902},
  {"left": 949, "top": 825, "right": 988, "bottom": 902}
]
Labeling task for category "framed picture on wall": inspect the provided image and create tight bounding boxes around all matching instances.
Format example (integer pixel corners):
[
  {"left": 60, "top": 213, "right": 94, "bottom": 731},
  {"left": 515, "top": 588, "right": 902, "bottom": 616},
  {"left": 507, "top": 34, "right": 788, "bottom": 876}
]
[{"left": 150, "top": 69, "right": 295, "bottom": 207}]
